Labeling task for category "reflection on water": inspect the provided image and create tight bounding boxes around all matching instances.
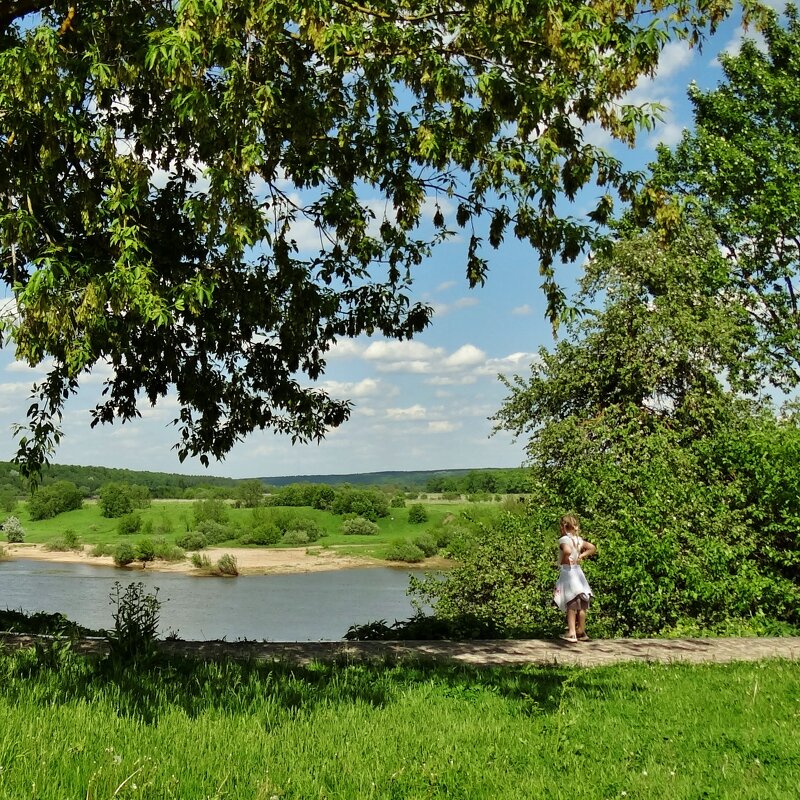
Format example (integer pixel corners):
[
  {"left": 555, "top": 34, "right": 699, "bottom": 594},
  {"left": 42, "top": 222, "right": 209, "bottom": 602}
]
[{"left": 0, "top": 559, "right": 429, "bottom": 641}]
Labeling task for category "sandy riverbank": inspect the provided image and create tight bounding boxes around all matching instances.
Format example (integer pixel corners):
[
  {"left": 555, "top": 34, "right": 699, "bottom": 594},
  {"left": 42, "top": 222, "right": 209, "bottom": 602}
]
[{"left": 3, "top": 543, "right": 390, "bottom": 576}]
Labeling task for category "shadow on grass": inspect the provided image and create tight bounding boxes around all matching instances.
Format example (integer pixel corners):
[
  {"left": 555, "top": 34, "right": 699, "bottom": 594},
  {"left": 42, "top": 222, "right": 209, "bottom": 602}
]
[{"left": 0, "top": 641, "right": 576, "bottom": 724}]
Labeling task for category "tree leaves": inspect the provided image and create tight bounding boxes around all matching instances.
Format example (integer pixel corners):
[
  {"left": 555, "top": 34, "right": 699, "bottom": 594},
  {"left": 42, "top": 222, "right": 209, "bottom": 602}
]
[{"left": 0, "top": 0, "right": 738, "bottom": 473}]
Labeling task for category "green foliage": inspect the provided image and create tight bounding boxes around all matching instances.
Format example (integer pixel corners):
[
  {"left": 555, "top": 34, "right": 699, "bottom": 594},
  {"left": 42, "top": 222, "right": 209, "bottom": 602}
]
[
  {"left": 190, "top": 552, "right": 211, "bottom": 569},
  {"left": 412, "top": 512, "right": 562, "bottom": 636},
  {"left": 642, "top": 7, "right": 800, "bottom": 390},
  {"left": 105, "top": 582, "right": 160, "bottom": 664},
  {"left": 194, "top": 519, "right": 235, "bottom": 545},
  {"left": 390, "top": 495, "right": 406, "bottom": 508},
  {"left": 192, "top": 499, "right": 229, "bottom": 526},
  {"left": 484, "top": 227, "right": 800, "bottom": 637},
  {"left": 0, "top": 485, "right": 18, "bottom": 513},
  {"left": 407, "top": 504, "right": 428, "bottom": 524},
  {"left": 176, "top": 533, "right": 208, "bottom": 551},
  {"left": 240, "top": 525, "right": 281, "bottom": 546},
  {"left": 386, "top": 541, "right": 426, "bottom": 563},
  {"left": 0, "top": 1, "right": 741, "bottom": 477},
  {"left": 2, "top": 515, "right": 24, "bottom": 543},
  {"left": 341, "top": 517, "right": 380, "bottom": 537},
  {"left": 281, "top": 530, "right": 310, "bottom": 546},
  {"left": 412, "top": 533, "right": 438, "bottom": 557},
  {"left": 117, "top": 512, "right": 142, "bottom": 536},
  {"left": 44, "top": 529, "right": 81, "bottom": 552},
  {"left": 236, "top": 479, "right": 265, "bottom": 508},
  {"left": 113, "top": 543, "right": 136, "bottom": 567},
  {"left": 135, "top": 538, "right": 156, "bottom": 566},
  {"left": 27, "top": 481, "right": 83, "bottom": 520},
  {"left": 214, "top": 554, "right": 239, "bottom": 577},
  {"left": 98, "top": 482, "right": 150, "bottom": 518},
  {"left": 331, "top": 488, "right": 390, "bottom": 521}
]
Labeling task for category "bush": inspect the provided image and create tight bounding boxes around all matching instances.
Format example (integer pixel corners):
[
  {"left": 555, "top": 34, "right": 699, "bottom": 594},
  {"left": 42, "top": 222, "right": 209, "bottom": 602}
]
[
  {"left": 176, "top": 532, "right": 208, "bottom": 551},
  {"left": 412, "top": 533, "right": 438, "bottom": 557},
  {"left": 341, "top": 516, "right": 379, "bottom": 536},
  {"left": 98, "top": 483, "right": 150, "bottom": 518},
  {"left": 282, "top": 530, "right": 310, "bottom": 545},
  {"left": 407, "top": 504, "right": 428, "bottom": 524},
  {"left": 214, "top": 553, "right": 239, "bottom": 576},
  {"left": 190, "top": 552, "right": 211, "bottom": 569},
  {"left": 385, "top": 541, "right": 425, "bottom": 563},
  {"left": 3, "top": 516, "right": 24, "bottom": 543},
  {"left": 152, "top": 538, "right": 185, "bottom": 562},
  {"left": 44, "top": 529, "right": 81, "bottom": 552},
  {"left": 240, "top": 524, "right": 281, "bottom": 545},
  {"left": 90, "top": 543, "right": 114, "bottom": 557},
  {"left": 135, "top": 538, "right": 156, "bottom": 567},
  {"left": 390, "top": 495, "right": 406, "bottom": 508},
  {"left": 331, "top": 488, "right": 390, "bottom": 521},
  {"left": 106, "top": 581, "right": 160, "bottom": 664},
  {"left": 192, "top": 498, "right": 229, "bottom": 526},
  {"left": 195, "top": 519, "right": 235, "bottom": 545},
  {"left": 117, "top": 512, "right": 142, "bottom": 535},
  {"left": 28, "top": 481, "right": 83, "bottom": 520},
  {"left": 113, "top": 543, "right": 136, "bottom": 567}
]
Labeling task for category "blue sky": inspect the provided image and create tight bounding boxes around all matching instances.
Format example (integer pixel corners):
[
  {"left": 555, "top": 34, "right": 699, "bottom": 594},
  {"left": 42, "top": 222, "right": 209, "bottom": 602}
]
[{"left": 0, "top": 4, "right": 781, "bottom": 479}]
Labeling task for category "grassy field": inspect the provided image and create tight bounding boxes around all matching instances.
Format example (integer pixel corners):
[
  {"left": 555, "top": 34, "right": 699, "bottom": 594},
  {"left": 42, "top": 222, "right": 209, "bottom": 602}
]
[
  {"left": 0, "top": 649, "right": 797, "bottom": 799},
  {"left": 3, "top": 497, "right": 496, "bottom": 562}
]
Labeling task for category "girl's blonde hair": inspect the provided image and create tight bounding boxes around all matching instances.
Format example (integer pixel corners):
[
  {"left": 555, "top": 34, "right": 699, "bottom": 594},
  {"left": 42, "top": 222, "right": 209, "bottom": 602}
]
[{"left": 560, "top": 514, "right": 579, "bottom": 532}]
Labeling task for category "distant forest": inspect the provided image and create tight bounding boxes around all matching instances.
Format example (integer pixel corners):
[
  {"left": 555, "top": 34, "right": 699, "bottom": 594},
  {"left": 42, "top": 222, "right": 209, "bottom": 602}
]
[{"left": 0, "top": 462, "right": 529, "bottom": 498}]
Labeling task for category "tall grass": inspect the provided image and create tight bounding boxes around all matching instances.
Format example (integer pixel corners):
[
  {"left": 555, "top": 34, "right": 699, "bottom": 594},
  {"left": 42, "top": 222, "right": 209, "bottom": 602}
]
[{"left": 0, "top": 649, "right": 796, "bottom": 799}]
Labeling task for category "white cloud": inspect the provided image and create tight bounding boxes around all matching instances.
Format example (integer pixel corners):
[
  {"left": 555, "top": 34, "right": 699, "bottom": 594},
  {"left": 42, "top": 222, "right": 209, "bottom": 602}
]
[
  {"left": 385, "top": 404, "right": 427, "bottom": 420},
  {"left": 326, "top": 340, "right": 365, "bottom": 359},
  {"left": 427, "top": 420, "right": 462, "bottom": 433},
  {"left": 363, "top": 340, "right": 444, "bottom": 363},
  {"left": 317, "top": 377, "right": 397, "bottom": 399},
  {"left": 426, "top": 375, "right": 478, "bottom": 386},
  {"left": 655, "top": 41, "right": 694, "bottom": 80},
  {"left": 443, "top": 344, "right": 486, "bottom": 369},
  {"left": 511, "top": 304, "right": 532, "bottom": 316},
  {"left": 476, "top": 352, "right": 538, "bottom": 376},
  {"left": 432, "top": 296, "right": 480, "bottom": 316}
]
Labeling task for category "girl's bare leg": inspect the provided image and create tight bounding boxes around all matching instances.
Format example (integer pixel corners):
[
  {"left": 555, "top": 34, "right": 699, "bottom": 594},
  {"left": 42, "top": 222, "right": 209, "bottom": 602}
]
[
  {"left": 577, "top": 609, "right": 588, "bottom": 639},
  {"left": 563, "top": 609, "right": 578, "bottom": 640}
]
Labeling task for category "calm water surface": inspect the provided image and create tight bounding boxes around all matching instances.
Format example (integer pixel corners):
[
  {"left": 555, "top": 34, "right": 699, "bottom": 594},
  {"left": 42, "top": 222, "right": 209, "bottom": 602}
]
[{"left": 0, "top": 559, "right": 429, "bottom": 641}]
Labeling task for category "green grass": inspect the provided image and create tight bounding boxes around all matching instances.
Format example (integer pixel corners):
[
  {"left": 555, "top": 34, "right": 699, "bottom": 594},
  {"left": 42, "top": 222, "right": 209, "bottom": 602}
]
[
  {"left": 5, "top": 499, "right": 487, "bottom": 563},
  {"left": 0, "top": 649, "right": 797, "bottom": 799}
]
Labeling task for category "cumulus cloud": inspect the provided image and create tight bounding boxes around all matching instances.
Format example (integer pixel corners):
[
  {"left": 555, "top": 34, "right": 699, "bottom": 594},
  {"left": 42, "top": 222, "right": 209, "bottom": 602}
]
[
  {"left": 476, "top": 351, "right": 539, "bottom": 376},
  {"left": 432, "top": 296, "right": 480, "bottom": 316},
  {"left": 427, "top": 420, "right": 462, "bottom": 433},
  {"left": 385, "top": 404, "right": 427, "bottom": 420},
  {"left": 443, "top": 344, "right": 486, "bottom": 369},
  {"left": 317, "top": 377, "right": 397, "bottom": 399}
]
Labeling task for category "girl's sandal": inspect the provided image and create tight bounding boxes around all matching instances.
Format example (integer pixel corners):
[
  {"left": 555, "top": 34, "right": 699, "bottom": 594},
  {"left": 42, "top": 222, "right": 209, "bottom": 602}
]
[
  {"left": 577, "top": 634, "right": 591, "bottom": 642},
  {"left": 559, "top": 635, "right": 578, "bottom": 643}
]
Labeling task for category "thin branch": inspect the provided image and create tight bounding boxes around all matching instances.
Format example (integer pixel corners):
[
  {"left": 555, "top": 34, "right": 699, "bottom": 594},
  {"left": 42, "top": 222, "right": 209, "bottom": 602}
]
[{"left": 0, "top": 0, "right": 50, "bottom": 30}]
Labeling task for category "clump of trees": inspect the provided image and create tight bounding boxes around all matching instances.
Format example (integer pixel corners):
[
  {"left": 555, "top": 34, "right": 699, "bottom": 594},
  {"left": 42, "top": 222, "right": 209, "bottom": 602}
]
[
  {"left": 98, "top": 483, "right": 151, "bottom": 518},
  {"left": 28, "top": 481, "right": 83, "bottom": 520}
]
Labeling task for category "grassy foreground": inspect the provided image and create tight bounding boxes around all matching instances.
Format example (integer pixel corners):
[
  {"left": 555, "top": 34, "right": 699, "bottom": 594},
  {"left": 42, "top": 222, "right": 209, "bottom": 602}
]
[{"left": 0, "top": 649, "right": 797, "bottom": 799}]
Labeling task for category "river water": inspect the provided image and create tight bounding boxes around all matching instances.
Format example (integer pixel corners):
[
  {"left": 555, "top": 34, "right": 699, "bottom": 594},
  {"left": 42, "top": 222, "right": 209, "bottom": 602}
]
[{"left": 0, "top": 559, "right": 429, "bottom": 641}]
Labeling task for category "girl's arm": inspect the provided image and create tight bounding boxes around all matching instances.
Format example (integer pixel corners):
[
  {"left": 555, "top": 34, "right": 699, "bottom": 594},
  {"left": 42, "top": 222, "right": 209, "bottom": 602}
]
[{"left": 579, "top": 540, "right": 597, "bottom": 560}]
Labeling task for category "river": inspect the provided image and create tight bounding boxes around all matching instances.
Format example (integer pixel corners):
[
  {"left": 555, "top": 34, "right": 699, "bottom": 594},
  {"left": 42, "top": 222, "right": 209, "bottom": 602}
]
[{"left": 0, "top": 559, "right": 430, "bottom": 641}]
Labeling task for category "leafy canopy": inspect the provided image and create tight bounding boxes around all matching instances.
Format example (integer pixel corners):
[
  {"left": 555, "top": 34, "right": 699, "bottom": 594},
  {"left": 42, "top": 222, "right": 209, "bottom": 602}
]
[
  {"left": 641, "top": 5, "right": 800, "bottom": 389},
  {"left": 0, "top": 0, "right": 742, "bottom": 475}
]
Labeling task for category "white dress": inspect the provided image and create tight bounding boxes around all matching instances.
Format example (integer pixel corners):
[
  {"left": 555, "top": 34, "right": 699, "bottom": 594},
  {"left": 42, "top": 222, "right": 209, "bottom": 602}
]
[{"left": 553, "top": 535, "right": 593, "bottom": 612}]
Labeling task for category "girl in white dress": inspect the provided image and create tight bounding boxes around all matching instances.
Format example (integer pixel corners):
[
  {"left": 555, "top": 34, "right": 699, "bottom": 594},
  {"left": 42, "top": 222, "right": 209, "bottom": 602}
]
[{"left": 553, "top": 514, "right": 597, "bottom": 642}]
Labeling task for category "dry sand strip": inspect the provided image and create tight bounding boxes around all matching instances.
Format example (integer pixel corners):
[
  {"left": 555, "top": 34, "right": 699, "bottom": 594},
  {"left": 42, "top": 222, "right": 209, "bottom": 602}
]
[{"left": 2, "top": 634, "right": 798, "bottom": 668}]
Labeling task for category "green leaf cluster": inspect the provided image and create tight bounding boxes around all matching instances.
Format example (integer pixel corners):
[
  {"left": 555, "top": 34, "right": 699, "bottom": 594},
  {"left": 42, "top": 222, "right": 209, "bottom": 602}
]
[{"left": 0, "top": 0, "right": 741, "bottom": 472}]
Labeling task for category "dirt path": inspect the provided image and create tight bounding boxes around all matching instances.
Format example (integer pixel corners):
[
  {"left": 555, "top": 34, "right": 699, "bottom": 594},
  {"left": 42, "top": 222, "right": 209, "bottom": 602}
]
[{"left": 2, "top": 634, "right": 798, "bottom": 668}]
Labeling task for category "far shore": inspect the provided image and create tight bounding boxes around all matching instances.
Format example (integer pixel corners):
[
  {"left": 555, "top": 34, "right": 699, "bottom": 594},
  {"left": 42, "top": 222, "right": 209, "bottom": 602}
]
[{"left": 3, "top": 543, "right": 452, "bottom": 576}]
